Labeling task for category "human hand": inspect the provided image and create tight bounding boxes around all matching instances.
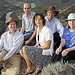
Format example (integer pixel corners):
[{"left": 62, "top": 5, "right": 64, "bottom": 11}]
[
  {"left": 0, "top": 58, "right": 4, "bottom": 64},
  {"left": 56, "top": 46, "right": 62, "bottom": 55},
  {"left": 25, "top": 40, "right": 31, "bottom": 45},
  {"left": 62, "top": 49, "right": 69, "bottom": 56}
]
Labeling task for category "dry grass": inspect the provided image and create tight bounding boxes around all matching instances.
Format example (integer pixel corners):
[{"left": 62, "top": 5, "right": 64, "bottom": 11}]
[{"left": 41, "top": 60, "right": 75, "bottom": 75}]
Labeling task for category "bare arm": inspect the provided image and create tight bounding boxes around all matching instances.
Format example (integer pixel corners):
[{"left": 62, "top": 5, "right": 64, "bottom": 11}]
[
  {"left": 56, "top": 39, "right": 66, "bottom": 55},
  {"left": 62, "top": 46, "right": 75, "bottom": 56},
  {"left": 39, "top": 40, "right": 51, "bottom": 49},
  {"left": 34, "top": 43, "right": 38, "bottom": 47},
  {"left": 20, "top": 27, "right": 25, "bottom": 33},
  {"left": 59, "top": 39, "right": 66, "bottom": 48},
  {"left": 0, "top": 58, "right": 4, "bottom": 64}
]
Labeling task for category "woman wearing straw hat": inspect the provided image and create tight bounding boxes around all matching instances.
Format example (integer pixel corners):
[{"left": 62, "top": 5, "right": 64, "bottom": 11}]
[{"left": 56, "top": 13, "right": 75, "bottom": 62}]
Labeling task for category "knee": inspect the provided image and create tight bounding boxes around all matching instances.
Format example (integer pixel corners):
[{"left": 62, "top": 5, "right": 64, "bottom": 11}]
[
  {"left": 22, "top": 47, "right": 27, "bottom": 54},
  {"left": 22, "top": 46, "right": 25, "bottom": 50}
]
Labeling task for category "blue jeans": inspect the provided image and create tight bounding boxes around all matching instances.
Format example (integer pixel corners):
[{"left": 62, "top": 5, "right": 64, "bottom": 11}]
[{"left": 24, "top": 31, "right": 34, "bottom": 41}]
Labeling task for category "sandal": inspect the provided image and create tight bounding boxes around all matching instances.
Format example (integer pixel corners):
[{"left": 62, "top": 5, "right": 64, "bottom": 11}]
[
  {"left": 21, "top": 70, "right": 34, "bottom": 75},
  {"left": 33, "top": 70, "right": 41, "bottom": 75}
]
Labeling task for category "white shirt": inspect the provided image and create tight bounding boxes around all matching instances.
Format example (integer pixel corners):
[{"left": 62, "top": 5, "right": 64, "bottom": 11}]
[
  {"left": 22, "top": 12, "right": 35, "bottom": 32},
  {"left": 0, "top": 30, "right": 24, "bottom": 61},
  {"left": 36, "top": 26, "right": 53, "bottom": 56},
  {"left": 45, "top": 16, "right": 64, "bottom": 38}
]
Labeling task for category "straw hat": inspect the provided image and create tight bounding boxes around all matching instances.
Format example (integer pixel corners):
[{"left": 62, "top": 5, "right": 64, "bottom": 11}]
[
  {"left": 66, "top": 13, "right": 75, "bottom": 21},
  {"left": 6, "top": 17, "right": 18, "bottom": 27},
  {"left": 44, "top": 6, "right": 59, "bottom": 16}
]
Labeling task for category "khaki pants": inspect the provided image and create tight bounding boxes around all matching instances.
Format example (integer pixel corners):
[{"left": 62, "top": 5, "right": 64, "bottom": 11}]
[{"left": 0, "top": 49, "right": 21, "bottom": 75}]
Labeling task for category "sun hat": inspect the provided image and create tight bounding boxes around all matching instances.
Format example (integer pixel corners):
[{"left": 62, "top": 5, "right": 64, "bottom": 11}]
[
  {"left": 5, "top": 17, "right": 18, "bottom": 27},
  {"left": 66, "top": 13, "right": 75, "bottom": 21},
  {"left": 44, "top": 6, "right": 59, "bottom": 16}
]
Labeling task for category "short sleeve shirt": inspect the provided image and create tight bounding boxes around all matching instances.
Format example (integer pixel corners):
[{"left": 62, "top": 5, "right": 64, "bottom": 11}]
[
  {"left": 36, "top": 26, "right": 54, "bottom": 56},
  {"left": 62, "top": 28, "right": 75, "bottom": 48},
  {"left": 22, "top": 12, "right": 35, "bottom": 32}
]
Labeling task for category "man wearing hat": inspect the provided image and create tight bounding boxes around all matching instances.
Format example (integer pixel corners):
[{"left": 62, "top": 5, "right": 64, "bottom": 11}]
[
  {"left": 0, "top": 17, "right": 24, "bottom": 75},
  {"left": 44, "top": 6, "right": 64, "bottom": 51}
]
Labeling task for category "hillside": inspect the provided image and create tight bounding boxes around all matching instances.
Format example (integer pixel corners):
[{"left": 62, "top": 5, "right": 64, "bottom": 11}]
[
  {"left": 57, "top": 4, "right": 75, "bottom": 27},
  {"left": 0, "top": 0, "right": 75, "bottom": 35}
]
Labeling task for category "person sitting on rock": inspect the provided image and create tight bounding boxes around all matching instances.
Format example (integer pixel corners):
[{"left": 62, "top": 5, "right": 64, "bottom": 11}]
[
  {"left": 20, "top": 13, "right": 54, "bottom": 75},
  {"left": 56, "top": 13, "right": 75, "bottom": 62},
  {"left": 20, "top": 3, "right": 35, "bottom": 41},
  {"left": 0, "top": 17, "right": 24, "bottom": 75}
]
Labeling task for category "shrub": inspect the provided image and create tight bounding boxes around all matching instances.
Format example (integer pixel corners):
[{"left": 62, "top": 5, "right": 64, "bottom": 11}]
[{"left": 41, "top": 61, "right": 75, "bottom": 75}]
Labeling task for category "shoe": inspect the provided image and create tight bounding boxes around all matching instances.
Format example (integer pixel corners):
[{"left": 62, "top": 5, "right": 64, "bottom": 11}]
[
  {"left": 33, "top": 70, "right": 41, "bottom": 75},
  {"left": 21, "top": 70, "right": 34, "bottom": 75}
]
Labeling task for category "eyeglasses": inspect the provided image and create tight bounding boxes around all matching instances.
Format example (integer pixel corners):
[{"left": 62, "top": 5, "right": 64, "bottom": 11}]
[
  {"left": 9, "top": 24, "right": 16, "bottom": 25},
  {"left": 23, "top": 8, "right": 30, "bottom": 9}
]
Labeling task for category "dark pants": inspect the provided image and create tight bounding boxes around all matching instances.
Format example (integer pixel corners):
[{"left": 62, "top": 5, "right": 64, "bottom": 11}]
[
  {"left": 52, "top": 32, "right": 75, "bottom": 62},
  {"left": 51, "top": 46, "right": 75, "bottom": 62},
  {"left": 53, "top": 32, "right": 61, "bottom": 52},
  {"left": 0, "top": 66, "right": 3, "bottom": 74},
  {"left": 24, "top": 31, "right": 34, "bottom": 41},
  {"left": 63, "top": 50, "right": 75, "bottom": 62}
]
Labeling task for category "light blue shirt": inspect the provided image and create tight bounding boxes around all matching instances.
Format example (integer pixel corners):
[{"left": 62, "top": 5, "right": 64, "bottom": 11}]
[
  {"left": 45, "top": 16, "right": 64, "bottom": 38},
  {"left": 22, "top": 12, "right": 35, "bottom": 32}
]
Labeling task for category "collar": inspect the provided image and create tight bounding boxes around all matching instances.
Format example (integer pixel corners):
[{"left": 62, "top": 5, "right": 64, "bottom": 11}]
[
  {"left": 8, "top": 30, "right": 18, "bottom": 35},
  {"left": 38, "top": 25, "right": 46, "bottom": 33},
  {"left": 46, "top": 16, "right": 54, "bottom": 22},
  {"left": 25, "top": 12, "right": 33, "bottom": 18}
]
